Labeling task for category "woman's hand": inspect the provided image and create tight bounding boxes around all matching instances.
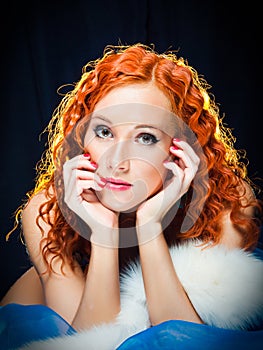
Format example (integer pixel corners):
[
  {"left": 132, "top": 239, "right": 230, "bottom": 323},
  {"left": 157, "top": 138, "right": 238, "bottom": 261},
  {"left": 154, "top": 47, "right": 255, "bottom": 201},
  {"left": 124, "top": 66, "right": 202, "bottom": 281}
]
[
  {"left": 63, "top": 154, "right": 119, "bottom": 246},
  {"left": 136, "top": 139, "right": 200, "bottom": 234}
]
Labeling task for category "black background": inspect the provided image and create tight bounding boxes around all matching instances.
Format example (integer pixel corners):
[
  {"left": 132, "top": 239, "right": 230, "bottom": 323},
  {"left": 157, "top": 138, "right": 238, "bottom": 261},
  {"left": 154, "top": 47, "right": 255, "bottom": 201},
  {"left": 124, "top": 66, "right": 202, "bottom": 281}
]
[{"left": 1, "top": 0, "right": 262, "bottom": 300}]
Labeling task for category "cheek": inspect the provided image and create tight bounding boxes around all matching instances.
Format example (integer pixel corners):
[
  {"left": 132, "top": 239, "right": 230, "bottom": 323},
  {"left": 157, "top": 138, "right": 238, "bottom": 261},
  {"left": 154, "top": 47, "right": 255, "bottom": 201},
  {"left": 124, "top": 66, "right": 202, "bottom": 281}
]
[
  {"left": 136, "top": 162, "right": 167, "bottom": 193},
  {"left": 126, "top": 142, "right": 171, "bottom": 177},
  {"left": 85, "top": 140, "right": 106, "bottom": 162},
  {"left": 87, "top": 146, "right": 100, "bottom": 161},
  {"left": 140, "top": 150, "right": 169, "bottom": 178},
  {"left": 84, "top": 129, "right": 103, "bottom": 159}
]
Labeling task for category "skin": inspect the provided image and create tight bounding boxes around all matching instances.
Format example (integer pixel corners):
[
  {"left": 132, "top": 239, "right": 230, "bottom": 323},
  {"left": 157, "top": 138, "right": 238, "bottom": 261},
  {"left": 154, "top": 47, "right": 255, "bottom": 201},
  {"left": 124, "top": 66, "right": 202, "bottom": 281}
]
[
  {"left": 66, "top": 84, "right": 193, "bottom": 245},
  {"left": 1, "top": 82, "right": 246, "bottom": 330}
]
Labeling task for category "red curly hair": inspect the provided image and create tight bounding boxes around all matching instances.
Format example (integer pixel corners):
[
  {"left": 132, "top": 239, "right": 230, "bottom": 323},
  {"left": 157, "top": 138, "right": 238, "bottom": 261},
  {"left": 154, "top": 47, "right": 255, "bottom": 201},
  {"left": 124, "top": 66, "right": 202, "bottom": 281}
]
[{"left": 9, "top": 43, "right": 262, "bottom": 273}]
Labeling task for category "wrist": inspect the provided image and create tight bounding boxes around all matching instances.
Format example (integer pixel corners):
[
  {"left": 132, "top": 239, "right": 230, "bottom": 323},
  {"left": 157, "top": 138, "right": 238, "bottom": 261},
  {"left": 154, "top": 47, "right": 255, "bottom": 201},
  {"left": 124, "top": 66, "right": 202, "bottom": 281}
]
[
  {"left": 90, "top": 226, "right": 119, "bottom": 248},
  {"left": 136, "top": 221, "right": 163, "bottom": 245}
]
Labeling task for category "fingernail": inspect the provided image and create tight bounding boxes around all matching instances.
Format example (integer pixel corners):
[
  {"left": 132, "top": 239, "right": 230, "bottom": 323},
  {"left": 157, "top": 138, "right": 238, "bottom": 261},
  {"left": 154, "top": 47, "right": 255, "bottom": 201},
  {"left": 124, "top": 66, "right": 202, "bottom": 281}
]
[
  {"left": 98, "top": 178, "right": 106, "bottom": 187},
  {"left": 173, "top": 138, "right": 181, "bottom": 142},
  {"left": 90, "top": 161, "right": 98, "bottom": 168},
  {"left": 83, "top": 153, "right": 90, "bottom": 158},
  {"left": 171, "top": 145, "right": 180, "bottom": 150}
]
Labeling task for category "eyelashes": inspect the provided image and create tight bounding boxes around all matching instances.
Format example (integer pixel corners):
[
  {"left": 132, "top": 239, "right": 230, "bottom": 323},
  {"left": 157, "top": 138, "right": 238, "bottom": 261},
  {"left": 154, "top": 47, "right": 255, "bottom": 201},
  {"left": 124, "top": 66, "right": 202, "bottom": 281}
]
[
  {"left": 93, "top": 125, "right": 160, "bottom": 145},
  {"left": 93, "top": 125, "right": 113, "bottom": 139},
  {"left": 135, "top": 133, "right": 159, "bottom": 145}
]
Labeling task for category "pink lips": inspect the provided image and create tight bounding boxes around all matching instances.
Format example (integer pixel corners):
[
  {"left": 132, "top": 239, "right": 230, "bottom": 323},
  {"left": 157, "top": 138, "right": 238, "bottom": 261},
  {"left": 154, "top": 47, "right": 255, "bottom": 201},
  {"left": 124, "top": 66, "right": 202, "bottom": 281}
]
[{"left": 102, "top": 177, "right": 132, "bottom": 191}]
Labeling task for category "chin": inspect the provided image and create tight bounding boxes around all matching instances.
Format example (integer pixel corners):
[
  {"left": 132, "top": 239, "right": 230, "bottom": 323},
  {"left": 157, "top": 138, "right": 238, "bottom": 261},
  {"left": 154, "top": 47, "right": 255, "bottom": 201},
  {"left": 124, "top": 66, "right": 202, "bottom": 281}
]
[
  {"left": 104, "top": 201, "right": 141, "bottom": 213},
  {"left": 96, "top": 189, "right": 146, "bottom": 213},
  {"left": 98, "top": 197, "right": 142, "bottom": 213}
]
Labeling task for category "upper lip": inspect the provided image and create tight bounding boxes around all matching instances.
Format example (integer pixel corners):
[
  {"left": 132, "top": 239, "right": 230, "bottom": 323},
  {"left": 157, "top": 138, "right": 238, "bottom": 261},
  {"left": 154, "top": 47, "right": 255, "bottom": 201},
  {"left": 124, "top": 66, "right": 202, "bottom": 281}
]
[{"left": 104, "top": 177, "right": 132, "bottom": 186}]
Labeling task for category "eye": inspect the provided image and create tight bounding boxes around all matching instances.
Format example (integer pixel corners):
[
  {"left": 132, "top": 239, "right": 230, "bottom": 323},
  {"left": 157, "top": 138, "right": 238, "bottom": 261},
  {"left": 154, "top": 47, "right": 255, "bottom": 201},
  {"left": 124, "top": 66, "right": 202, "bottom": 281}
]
[
  {"left": 136, "top": 133, "right": 159, "bottom": 145},
  {"left": 93, "top": 125, "right": 113, "bottom": 139}
]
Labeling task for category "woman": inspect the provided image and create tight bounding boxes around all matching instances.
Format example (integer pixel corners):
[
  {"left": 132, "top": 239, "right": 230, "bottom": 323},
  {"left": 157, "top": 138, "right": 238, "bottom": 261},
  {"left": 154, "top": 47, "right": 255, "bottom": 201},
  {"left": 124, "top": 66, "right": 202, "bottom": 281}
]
[{"left": 1, "top": 44, "right": 263, "bottom": 349}]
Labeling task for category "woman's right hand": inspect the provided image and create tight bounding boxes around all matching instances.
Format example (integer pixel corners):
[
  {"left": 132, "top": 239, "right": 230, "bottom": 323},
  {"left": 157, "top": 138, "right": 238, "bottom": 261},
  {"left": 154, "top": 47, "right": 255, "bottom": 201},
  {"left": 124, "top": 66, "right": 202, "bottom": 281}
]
[{"left": 62, "top": 154, "right": 119, "bottom": 246}]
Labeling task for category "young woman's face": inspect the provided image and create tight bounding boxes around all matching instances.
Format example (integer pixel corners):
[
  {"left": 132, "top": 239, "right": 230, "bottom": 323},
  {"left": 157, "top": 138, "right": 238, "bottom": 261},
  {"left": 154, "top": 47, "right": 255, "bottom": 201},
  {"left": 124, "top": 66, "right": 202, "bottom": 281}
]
[{"left": 84, "top": 83, "right": 177, "bottom": 212}]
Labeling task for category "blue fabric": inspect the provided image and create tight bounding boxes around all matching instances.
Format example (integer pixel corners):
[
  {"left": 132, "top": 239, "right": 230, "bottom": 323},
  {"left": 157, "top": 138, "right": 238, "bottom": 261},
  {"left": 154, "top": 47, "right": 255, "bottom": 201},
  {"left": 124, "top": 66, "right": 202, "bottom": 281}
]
[
  {"left": 253, "top": 247, "right": 263, "bottom": 260},
  {"left": 1, "top": 304, "right": 263, "bottom": 350},
  {"left": 1, "top": 248, "right": 263, "bottom": 349},
  {"left": 117, "top": 320, "right": 263, "bottom": 350},
  {"left": 0, "top": 303, "right": 76, "bottom": 349}
]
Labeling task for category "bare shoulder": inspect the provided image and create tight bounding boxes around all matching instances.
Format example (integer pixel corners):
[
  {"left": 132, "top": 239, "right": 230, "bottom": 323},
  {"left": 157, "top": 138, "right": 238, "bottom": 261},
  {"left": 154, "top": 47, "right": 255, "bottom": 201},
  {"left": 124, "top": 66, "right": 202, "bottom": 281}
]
[
  {"left": 21, "top": 190, "right": 56, "bottom": 271},
  {"left": 22, "top": 189, "right": 52, "bottom": 216},
  {"left": 219, "top": 180, "right": 257, "bottom": 249},
  {"left": 238, "top": 179, "right": 256, "bottom": 206},
  {"left": 22, "top": 189, "right": 82, "bottom": 279},
  {"left": 22, "top": 189, "right": 54, "bottom": 235},
  {"left": 218, "top": 211, "right": 243, "bottom": 249}
]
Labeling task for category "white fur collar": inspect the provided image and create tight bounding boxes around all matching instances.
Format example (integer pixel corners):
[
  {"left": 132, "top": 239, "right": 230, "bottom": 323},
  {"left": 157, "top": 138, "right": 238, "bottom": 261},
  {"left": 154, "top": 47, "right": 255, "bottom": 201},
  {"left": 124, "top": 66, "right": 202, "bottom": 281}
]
[{"left": 19, "top": 240, "right": 263, "bottom": 350}]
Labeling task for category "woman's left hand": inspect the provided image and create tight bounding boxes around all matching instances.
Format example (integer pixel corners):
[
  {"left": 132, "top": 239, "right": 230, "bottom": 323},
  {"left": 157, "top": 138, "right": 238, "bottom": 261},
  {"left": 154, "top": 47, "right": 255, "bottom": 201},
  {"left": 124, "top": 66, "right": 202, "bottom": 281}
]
[{"left": 136, "top": 138, "right": 200, "bottom": 230}]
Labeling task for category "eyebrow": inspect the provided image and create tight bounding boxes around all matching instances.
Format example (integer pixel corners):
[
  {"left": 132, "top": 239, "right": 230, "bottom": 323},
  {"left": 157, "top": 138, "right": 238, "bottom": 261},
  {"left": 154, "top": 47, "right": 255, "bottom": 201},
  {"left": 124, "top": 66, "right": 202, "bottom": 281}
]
[
  {"left": 134, "top": 124, "right": 159, "bottom": 130},
  {"left": 91, "top": 115, "right": 160, "bottom": 131},
  {"left": 91, "top": 115, "right": 112, "bottom": 123}
]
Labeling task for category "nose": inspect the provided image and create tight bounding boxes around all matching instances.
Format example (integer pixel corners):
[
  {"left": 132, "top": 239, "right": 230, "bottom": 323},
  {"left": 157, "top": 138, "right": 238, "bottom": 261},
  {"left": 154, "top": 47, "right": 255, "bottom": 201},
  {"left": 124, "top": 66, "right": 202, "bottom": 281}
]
[{"left": 107, "top": 141, "right": 130, "bottom": 173}]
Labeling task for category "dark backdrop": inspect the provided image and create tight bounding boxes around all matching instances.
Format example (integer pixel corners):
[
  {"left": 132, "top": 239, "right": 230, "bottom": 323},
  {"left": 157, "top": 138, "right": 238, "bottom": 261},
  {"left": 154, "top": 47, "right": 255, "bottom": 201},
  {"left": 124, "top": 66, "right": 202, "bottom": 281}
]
[{"left": 1, "top": 0, "right": 262, "bottom": 300}]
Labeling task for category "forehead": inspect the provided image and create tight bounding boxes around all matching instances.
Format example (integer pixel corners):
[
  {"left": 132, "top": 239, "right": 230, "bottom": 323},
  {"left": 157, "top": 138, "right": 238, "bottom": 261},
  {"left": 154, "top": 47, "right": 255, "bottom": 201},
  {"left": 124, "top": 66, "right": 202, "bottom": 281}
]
[{"left": 90, "top": 103, "right": 178, "bottom": 138}]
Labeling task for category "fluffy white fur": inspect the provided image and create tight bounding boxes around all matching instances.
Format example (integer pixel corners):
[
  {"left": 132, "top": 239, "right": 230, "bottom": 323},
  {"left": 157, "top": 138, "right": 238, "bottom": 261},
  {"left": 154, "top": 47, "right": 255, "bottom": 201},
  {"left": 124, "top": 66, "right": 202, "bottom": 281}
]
[{"left": 19, "top": 240, "right": 263, "bottom": 350}]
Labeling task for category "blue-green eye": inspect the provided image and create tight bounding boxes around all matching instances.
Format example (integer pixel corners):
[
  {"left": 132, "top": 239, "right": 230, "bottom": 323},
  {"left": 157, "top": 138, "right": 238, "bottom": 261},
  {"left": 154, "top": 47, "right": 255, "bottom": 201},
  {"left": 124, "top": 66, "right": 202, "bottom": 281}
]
[
  {"left": 136, "top": 133, "right": 159, "bottom": 145},
  {"left": 93, "top": 125, "right": 113, "bottom": 139}
]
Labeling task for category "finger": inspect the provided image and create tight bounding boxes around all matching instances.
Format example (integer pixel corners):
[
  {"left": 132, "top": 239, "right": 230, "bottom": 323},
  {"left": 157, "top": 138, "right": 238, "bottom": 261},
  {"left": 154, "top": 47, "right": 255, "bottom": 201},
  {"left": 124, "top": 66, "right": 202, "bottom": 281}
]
[
  {"left": 64, "top": 172, "right": 104, "bottom": 206},
  {"left": 164, "top": 162, "right": 196, "bottom": 191},
  {"left": 74, "top": 169, "right": 105, "bottom": 184},
  {"left": 169, "top": 145, "right": 199, "bottom": 174},
  {"left": 70, "top": 173, "right": 105, "bottom": 198},
  {"left": 63, "top": 153, "right": 89, "bottom": 167},
  {"left": 163, "top": 160, "right": 193, "bottom": 195},
  {"left": 64, "top": 155, "right": 98, "bottom": 173},
  {"left": 163, "top": 161, "right": 184, "bottom": 181},
  {"left": 170, "top": 145, "right": 199, "bottom": 168},
  {"left": 160, "top": 162, "right": 184, "bottom": 203},
  {"left": 172, "top": 139, "right": 200, "bottom": 165},
  {"left": 82, "top": 189, "right": 99, "bottom": 203},
  {"left": 77, "top": 180, "right": 104, "bottom": 194},
  {"left": 63, "top": 156, "right": 98, "bottom": 190}
]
